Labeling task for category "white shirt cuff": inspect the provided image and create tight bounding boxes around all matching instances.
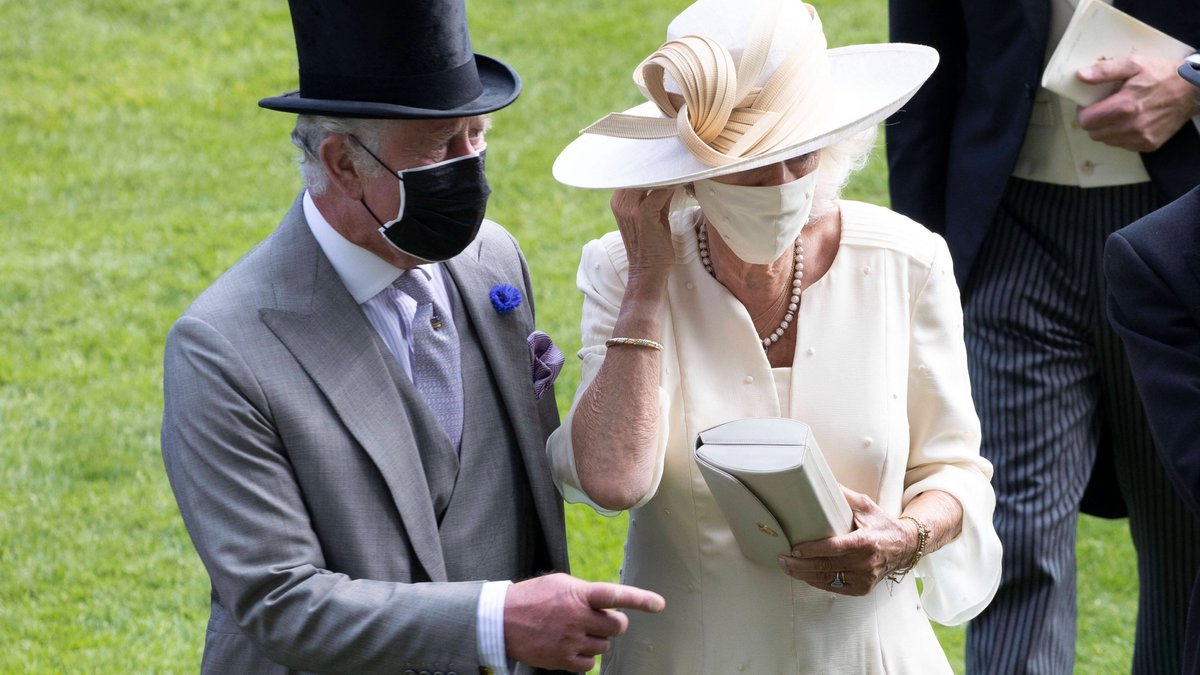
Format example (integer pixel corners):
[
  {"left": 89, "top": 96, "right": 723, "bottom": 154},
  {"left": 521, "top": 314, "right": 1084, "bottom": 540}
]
[{"left": 477, "top": 580, "right": 512, "bottom": 674}]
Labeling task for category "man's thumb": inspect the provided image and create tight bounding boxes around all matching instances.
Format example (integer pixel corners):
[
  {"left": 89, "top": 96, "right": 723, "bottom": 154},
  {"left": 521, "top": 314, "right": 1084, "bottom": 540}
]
[{"left": 1078, "top": 57, "right": 1140, "bottom": 84}]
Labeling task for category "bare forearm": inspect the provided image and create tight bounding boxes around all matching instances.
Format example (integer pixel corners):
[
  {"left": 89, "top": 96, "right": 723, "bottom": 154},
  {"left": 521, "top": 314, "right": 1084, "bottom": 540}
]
[
  {"left": 898, "top": 489, "right": 963, "bottom": 559},
  {"left": 571, "top": 269, "right": 670, "bottom": 510}
]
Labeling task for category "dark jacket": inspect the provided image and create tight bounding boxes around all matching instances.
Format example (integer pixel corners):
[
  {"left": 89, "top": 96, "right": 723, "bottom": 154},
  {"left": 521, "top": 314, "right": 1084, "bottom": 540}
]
[
  {"left": 1105, "top": 186, "right": 1200, "bottom": 673},
  {"left": 886, "top": 0, "right": 1200, "bottom": 286}
]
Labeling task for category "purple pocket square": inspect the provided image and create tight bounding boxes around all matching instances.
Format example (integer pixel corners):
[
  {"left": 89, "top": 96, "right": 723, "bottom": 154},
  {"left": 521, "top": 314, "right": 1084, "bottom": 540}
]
[{"left": 527, "top": 331, "right": 564, "bottom": 400}]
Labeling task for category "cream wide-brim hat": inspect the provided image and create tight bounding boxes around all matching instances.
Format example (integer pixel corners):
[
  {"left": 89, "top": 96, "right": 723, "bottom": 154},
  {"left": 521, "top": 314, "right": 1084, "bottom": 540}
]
[{"left": 553, "top": 0, "right": 938, "bottom": 190}]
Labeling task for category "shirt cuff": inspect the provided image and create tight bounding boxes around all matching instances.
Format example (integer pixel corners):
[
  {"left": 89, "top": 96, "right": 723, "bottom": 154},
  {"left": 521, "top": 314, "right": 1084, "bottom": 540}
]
[{"left": 477, "top": 580, "right": 512, "bottom": 674}]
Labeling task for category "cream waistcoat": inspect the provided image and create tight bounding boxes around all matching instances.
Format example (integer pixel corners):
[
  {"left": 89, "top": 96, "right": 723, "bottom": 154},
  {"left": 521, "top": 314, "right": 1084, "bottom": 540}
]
[{"left": 1013, "top": 0, "right": 1150, "bottom": 186}]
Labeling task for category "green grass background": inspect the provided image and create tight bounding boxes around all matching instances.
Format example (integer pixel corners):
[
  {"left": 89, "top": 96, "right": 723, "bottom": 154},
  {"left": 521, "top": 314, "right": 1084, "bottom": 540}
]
[{"left": 0, "top": 0, "right": 1138, "bottom": 672}]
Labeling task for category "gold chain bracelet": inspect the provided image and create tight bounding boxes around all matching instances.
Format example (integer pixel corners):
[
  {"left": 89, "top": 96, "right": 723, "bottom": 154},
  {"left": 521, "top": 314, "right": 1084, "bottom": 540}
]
[{"left": 886, "top": 514, "right": 930, "bottom": 583}]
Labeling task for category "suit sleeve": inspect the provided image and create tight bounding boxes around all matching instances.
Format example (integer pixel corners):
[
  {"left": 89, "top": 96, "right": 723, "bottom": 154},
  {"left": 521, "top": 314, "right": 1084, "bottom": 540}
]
[
  {"left": 1105, "top": 231, "right": 1200, "bottom": 518},
  {"left": 161, "top": 316, "right": 486, "bottom": 674},
  {"left": 886, "top": 0, "right": 967, "bottom": 233}
]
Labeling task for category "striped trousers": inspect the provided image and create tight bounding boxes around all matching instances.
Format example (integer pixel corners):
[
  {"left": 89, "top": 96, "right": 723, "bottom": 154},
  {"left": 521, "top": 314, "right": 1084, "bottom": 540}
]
[{"left": 963, "top": 179, "right": 1200, "bottom": 675}]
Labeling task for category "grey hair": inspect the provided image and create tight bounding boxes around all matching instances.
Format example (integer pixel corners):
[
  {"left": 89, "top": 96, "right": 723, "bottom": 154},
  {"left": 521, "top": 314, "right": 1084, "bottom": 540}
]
[
  {"left": 291, "top": 115, "right": 394, "bottom": 195},
  {"left": 808, "top": 125, "right": 878, "bottom": 220}
]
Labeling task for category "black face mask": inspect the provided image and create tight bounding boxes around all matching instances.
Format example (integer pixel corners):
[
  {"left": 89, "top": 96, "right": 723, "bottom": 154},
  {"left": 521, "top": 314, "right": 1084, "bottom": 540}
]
[{"left": 356, "top": 138, "right": 492, "bottom": 262}]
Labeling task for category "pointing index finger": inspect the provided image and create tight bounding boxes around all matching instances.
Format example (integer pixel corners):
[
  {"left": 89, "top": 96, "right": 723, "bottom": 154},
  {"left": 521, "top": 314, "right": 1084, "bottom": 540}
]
[{"left": 585, "top": 582, "right": 666, "bottom": 613}]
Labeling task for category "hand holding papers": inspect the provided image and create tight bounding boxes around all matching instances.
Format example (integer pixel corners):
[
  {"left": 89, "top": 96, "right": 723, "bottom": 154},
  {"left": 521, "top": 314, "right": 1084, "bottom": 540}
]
[{"left": 1042, "top": 0, "right": 1194, "bottom": 106}]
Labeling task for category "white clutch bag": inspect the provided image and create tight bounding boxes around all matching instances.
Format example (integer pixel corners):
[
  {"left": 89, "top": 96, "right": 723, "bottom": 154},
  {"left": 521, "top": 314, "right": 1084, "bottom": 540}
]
[{"left": 693, "top": 418, "right": 853, "bottom": 567}]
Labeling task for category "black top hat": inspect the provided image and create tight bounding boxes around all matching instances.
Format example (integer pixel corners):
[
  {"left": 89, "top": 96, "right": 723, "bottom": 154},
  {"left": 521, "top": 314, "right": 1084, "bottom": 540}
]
[
  {"left": 1181, "top": 55, "right": 1200, "bottom": 88},
  {"left": 260, "top": 1, "right": 521, "bottom": 119}
]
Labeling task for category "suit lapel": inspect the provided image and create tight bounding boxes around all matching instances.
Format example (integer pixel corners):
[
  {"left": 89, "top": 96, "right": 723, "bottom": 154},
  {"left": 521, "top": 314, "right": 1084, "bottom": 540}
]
[
  {"left": 1014, "top": 0, "right": 1049, "bottom": 48},
  {"left": 1187, "top": 248, "right": 1200, "bottom": 336},
  {"left": 444, "top": 235, "right": 567, "bottom": 553},
  {"left": 1186, "top": 249, "right": 1200, "bottom": 288},
  {"left": 258, "top": 198, "right": 447, "bottom": 581}
]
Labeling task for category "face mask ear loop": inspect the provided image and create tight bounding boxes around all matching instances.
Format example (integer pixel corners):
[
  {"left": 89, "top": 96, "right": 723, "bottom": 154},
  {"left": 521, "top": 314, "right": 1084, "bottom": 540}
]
[
  {"left": 357, "top": 194, "right": 396, "bottom": 243},
  {"left": 360, "top": 196, "right": 418, "bottom": 258},
  {"left": 359, "top": 197, "right": 387, "bottom": 230},
  {"left": 350, "top": 134, "right": 408, "bottom": 229},
  {"left": 349, "top": 134, "right": 395, "bottom": 174}
]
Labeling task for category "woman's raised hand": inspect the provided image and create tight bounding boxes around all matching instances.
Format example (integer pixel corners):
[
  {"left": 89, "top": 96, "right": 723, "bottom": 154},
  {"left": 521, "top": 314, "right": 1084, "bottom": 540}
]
[
  {"left": 776, "top": 486, "right": 916, "bottom": 596},
  {"left": 611, "top": 188, "right": 677, "bottom": 275}
]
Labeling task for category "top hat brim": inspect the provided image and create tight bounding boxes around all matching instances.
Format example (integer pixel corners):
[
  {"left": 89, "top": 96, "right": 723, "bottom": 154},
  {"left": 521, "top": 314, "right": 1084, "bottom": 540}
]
[
  {"left": 258, "top": 54, "right": 521, "bottom": 119},
  {"left": 553, "top": 44, "right": 937, "bottom": 190}
]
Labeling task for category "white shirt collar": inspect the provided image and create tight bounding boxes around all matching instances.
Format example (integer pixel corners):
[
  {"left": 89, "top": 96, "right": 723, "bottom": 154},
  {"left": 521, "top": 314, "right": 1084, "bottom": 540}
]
[{"left": 303, "top": 190, "right": 439, "bottom": 304}]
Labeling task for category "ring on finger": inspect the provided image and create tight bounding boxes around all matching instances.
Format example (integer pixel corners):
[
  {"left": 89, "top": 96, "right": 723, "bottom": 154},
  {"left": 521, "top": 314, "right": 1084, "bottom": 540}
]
[{"left": 830, "top": 571, "right": 846, "bottom": 588}]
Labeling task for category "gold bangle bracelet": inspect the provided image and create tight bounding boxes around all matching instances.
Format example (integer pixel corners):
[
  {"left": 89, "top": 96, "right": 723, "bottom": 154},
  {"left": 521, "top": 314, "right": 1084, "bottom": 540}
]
[{"left": 605, "top": 337, "right": 664, "bottom": 351}]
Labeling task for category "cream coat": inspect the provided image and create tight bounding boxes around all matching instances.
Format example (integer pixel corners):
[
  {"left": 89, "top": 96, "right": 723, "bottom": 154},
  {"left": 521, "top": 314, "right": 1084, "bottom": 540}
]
[{"left": 548, "top": 200, "right": 1002, "bottom": 674}]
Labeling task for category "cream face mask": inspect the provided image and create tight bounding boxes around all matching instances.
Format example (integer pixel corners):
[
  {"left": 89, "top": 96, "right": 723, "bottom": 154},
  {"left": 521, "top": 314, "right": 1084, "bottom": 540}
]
[{"left": 691, "top": 170, "right": 817, "bottom": 264}]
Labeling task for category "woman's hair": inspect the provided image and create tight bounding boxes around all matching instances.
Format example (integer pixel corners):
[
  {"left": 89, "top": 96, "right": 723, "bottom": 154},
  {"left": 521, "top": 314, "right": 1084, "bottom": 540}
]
[
  {"left": 808, "top": 125, "right": 877, "bottom": 220},
  {"left": 291, "top": 115, "right": 393, "bottom": 195}
]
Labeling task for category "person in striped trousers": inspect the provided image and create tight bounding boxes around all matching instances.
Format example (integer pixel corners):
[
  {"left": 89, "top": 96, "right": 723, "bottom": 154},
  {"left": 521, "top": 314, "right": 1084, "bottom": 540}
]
[{"left": 886, "top": 0, "right": 1200, "bottom": 672}]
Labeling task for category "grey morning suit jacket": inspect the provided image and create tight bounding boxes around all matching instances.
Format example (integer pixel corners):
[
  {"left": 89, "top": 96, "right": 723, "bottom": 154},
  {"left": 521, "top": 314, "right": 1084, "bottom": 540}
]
[{"left": 162, "top": 195, "right": 567, "bottom": 674}]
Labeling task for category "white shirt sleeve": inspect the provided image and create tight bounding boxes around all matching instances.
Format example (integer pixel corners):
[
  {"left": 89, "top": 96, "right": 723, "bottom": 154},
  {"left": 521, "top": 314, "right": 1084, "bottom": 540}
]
[{"left": 477, "top": 580, "right": 512, "bottom": 674}]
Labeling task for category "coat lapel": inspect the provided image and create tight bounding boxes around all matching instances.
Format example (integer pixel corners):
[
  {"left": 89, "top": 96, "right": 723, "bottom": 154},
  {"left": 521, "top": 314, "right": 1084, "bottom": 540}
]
[
  {"left": 258, "top": 198, "right": 447, "bottom": 581},
  {"left": 444, "top": 232, "right": 567, "bottom": 558},
  {"left": 1186, "top": 249, "right": 1200, "bottom": 287},
  {"left": 1022, "top": 0, "right": 1048, "bottom": 30}
]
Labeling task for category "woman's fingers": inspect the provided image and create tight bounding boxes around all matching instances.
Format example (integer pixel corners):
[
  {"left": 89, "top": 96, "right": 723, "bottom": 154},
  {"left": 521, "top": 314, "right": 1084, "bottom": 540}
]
[
  {"left": 842, "top": 485, "right": 885, "bottom": 520},
  {"left": 777, "top": 554, "right": 871, "bottom": 596},
  {"left": 841, "top": 484, "right": 871, "bottom": 507},
  {"left": 783, "top": 488, "right": 911, "bottom": 594},
  {"left": 611, "top": 187, "right": 677, "bottom": 270},
  {"left": 612, "top": 188, "right": 674, "bottom": 226}
]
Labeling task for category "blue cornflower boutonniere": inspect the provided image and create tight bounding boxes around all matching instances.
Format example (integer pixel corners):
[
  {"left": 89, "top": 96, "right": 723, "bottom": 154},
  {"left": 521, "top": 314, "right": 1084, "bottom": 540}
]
[{"left": 489, "top": 284, "right": 523, "bottom": 314}]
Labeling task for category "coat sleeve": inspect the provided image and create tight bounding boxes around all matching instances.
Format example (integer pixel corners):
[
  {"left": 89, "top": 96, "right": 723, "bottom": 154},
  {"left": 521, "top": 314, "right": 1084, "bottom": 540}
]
[
  {"left": 900, "top": 237, "right": 1003, "bottom": 625},
  {"left": 161, "top": 315, "right": 486, "bottom": 674},
  {"left": 1105, "top": 230, "right": 1200, "bottom": 518},
  {"left": 885, "top": 0, "right": 967, "bottom": 234}
]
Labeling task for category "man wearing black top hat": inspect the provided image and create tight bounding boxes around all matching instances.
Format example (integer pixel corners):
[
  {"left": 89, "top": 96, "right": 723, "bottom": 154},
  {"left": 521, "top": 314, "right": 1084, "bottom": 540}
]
[
  {"left": 1105, "top": 56, "right": 1200, "bottom": 675},
  {"left": 160, "top": 2, "right": 663, "bottom": 674}
]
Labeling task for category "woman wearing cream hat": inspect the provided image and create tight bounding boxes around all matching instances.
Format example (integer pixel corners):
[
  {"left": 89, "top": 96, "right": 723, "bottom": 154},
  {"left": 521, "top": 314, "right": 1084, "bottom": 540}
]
[{"left": 546, "top": 0, "right": 1002, "bottom": 671}]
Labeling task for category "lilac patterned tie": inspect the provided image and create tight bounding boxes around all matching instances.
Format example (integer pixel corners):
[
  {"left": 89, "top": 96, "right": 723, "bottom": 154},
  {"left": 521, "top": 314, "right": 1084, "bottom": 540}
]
[{"left": 392, "top": 269, "right": 463, "bottom": 449}]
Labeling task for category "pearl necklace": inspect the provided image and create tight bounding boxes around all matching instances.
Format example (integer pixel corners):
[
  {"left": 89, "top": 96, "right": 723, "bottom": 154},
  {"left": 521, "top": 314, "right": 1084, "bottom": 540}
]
[{"left": 697, "top": 222, "right": 803, "bottom": 350}]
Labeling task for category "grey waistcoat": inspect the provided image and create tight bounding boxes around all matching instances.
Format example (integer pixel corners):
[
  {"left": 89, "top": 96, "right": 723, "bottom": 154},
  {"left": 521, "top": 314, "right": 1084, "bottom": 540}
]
[{"left": 382, "top": 277, "right": 539, "bottom": 583}]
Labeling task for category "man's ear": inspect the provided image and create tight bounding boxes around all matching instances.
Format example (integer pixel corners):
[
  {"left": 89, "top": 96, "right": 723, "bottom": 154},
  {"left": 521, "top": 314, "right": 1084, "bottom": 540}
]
[{"left": 319, "top": 134, "right": 366, "bottom": 200}]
